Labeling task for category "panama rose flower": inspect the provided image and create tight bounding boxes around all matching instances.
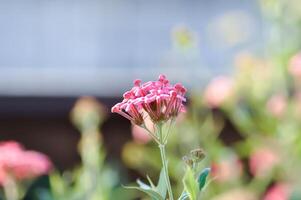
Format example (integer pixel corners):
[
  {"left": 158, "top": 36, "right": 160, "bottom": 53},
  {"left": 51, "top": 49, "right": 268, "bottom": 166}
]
[
  {"left": 112, "top": 75, "right": 187, "bottom": 200},
  {"left": 203, "top": 76, "right": 233, "bottom": 108},
  {"left": 266, "top": 94, "right": 287, "bottom": 118},
  {"left": 111, "top": 75, "right": 186, "bottom": 126},
  {"left": 249, "top": 147, "right": 279, "bottom": 178},
  {"left": 0, "top": 141, "right": 52, "bottom": 185},
  {"left": 289, "top": 52, "right": 301, "bottom": 78},
  {"left": 263, "top": 183, "right": 290, "bottom": 200}
]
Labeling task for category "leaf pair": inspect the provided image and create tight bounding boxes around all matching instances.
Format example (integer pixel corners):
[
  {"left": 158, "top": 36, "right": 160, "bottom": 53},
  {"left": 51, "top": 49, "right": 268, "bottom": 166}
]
[
  {"left": 124, "top": 169, "right": 167, "bottom": 200},
  {"left": 182, "top": 168, "right": 211, "bottom": 200}
]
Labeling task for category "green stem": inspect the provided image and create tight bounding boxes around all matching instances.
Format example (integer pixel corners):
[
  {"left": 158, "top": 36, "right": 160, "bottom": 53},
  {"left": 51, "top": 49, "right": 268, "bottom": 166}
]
[
  {"left": 3, "top": 175, "right": 19, "bottom": 200},
  {"left": 159, "top": 144, "right": 174, "bottom": 200},
  {"left": 157, "top": 123, "right": 173, "bottom": 200},
  {"left": 141, "top": 124, "right": 160, "bottom": 144},
  {"left": 163, "top": 119, "right": 174, "bottom": 144}
]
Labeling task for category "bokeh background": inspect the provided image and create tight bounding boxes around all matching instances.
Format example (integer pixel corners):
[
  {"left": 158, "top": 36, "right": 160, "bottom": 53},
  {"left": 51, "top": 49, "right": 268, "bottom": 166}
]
[
  {"left": 0, "top": 0, "right": 261, "bottom": 168},
  {"left": 1, "top": 0, "right": 301, "bottom": 199}
]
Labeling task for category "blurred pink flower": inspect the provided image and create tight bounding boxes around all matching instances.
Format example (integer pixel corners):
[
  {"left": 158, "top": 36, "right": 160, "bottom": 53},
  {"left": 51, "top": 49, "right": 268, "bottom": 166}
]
[
  {"left": 0, "top": 141, "right": 52, "bottom": 185},
  {"left": 266, "top": 94, "right": 287, "bottom": 118},
  {"left": 289, "top": 53, "right": 301, "bottom": 78},
  {"left": 263, "top": 183, "right": 290, "bottom": 200},
  {"left": 131, "top": 125, "right": 152, "bottom": 144},
  {"left": 204, "top": 76, "right": 233, "bottom": 108},
  {"left": 249, "top": 147, "right": 279, "bottom": 177},
  {"left": 112, "top": 75, "right": 186, "bottom": 125},
  {"left": 131, "top": 116, "right": 153, "bottom": 144},
  {"left": 211, "top": 156, "right": 242, "bottom": 182}
]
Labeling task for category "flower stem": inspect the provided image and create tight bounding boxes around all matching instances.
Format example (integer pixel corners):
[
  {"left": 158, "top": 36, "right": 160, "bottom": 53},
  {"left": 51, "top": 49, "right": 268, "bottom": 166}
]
[
  {"left": 3, "top": 175, "right": 19, "bottom": 200},
  {"left": 157, "top": 123, "right": 173, "bottom": 200},
  {"left": 159, "top": 144, "right": 174, "bottom": 200}
]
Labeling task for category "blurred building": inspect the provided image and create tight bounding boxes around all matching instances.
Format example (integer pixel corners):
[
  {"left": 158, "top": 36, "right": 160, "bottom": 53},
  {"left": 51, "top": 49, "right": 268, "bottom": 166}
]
[
  {"left": 0, "top": 0, "right": 262, "bottom": 169},
  {"left": 0, "top": 0, "right": 261, "bottom": 96}
]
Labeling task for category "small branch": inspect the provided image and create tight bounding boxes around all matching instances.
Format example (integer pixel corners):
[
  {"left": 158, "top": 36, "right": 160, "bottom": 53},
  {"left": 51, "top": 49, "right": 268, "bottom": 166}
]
[
  {"left": 157, "top": 124, "right": 174, "bottom": 200},
  {"left": 163, "top": 119, "right": 175, "bottom": 144},
  {"left": 140, "top": 124, "right": 160, "bottom": 144}
]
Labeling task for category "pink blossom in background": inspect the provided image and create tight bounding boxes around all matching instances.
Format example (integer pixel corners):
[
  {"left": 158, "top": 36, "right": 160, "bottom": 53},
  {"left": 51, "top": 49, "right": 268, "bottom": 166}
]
[
  {"left": 203, "top": 76, "right": 233, "bottom": 108},
  {"left": 211, "top": 156, "right": 243, "bottom": 182},
  {"left": 112, "top": 75, "right": 186, "bottom": 125},
  {"left": 131, "top": 116, "right": 153, "bottom": 144},
  {"left": 131, "top": 125, "right": 152, "bottom": 144},
  {"left": 266, "top": 94, "right": 287, "bottom": 118},
  {"left": 175, "top": 112, "right": 187, "bottom": 124},
  {"left": 249, "top": 147, "right": 279, "bottom": 178},
  {"left": 263, "top": 183, "right": 290, "bottom": 200},
  {"left": 289, "top": 52, "right": 301, "bottom": 78},
  {"left": 0, "top": 141, "right": 52, "bottom": 185}
]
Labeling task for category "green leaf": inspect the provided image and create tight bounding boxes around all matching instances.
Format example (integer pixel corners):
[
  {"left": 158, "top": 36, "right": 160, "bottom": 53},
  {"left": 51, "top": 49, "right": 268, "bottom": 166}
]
[
  {"left": 137, "top": 179, "right": 152, "bottom": 190},
  {"left": 156, "top": 168, "right": 167, "bottom": 199},
  {"left": 198, "top": 168, "right": 211, "bottom": 191},
  {"left": 124, "top": 186, "right": 165, "bottom": 200},
  {"left": 146, "top": 175, "right": 156, "bottom": 189},
  {"left": 183, "top": 167, "right": 198, "bottom": 200}
]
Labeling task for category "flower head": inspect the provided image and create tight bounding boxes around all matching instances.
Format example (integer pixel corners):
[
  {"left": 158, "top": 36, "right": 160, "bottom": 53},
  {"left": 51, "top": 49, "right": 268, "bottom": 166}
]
[
  {"left": 0, "top": 141, "right": 52, "bottom": 185},
  {"left": 112, "top": 75, "right": 186, "bottom": 125}
]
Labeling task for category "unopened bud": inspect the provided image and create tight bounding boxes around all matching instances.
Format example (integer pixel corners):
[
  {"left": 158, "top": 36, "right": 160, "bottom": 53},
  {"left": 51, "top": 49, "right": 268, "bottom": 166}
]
[
  {"left": 190, "top": 148, "right": 206, "bottom": 162},
  {"left": 71, "top": 96, "right": 106, "bottom": 131},
  {"left": 182, "top": 156, "right": 194, "bottom": 167}
]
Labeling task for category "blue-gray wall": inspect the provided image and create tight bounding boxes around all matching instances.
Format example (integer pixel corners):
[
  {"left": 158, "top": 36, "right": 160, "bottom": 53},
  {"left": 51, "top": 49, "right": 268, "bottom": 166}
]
[{"left": 0, "top": 0, "right": 262, "bottom": 96}]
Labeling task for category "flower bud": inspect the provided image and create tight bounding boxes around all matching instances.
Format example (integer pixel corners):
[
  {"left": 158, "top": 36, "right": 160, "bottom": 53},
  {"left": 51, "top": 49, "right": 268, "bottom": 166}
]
[
  {"left": 71, "top": 96, "right": 106, "bottom": 131},
  {"left": 190, "top": 148, "right": 206, "bottom": 162},
  {"left": 182, "top": 156, "right": 194, "bottom": 167}
]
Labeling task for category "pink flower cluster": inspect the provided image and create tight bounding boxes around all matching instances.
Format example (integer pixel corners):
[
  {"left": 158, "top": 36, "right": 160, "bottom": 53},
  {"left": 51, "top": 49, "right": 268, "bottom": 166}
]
[
  {"left": 0, "top": 141, "right": 52, "bottom": 185},
  {"left": 112, "top": 75, "right": 186, "bottom": 125}
]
